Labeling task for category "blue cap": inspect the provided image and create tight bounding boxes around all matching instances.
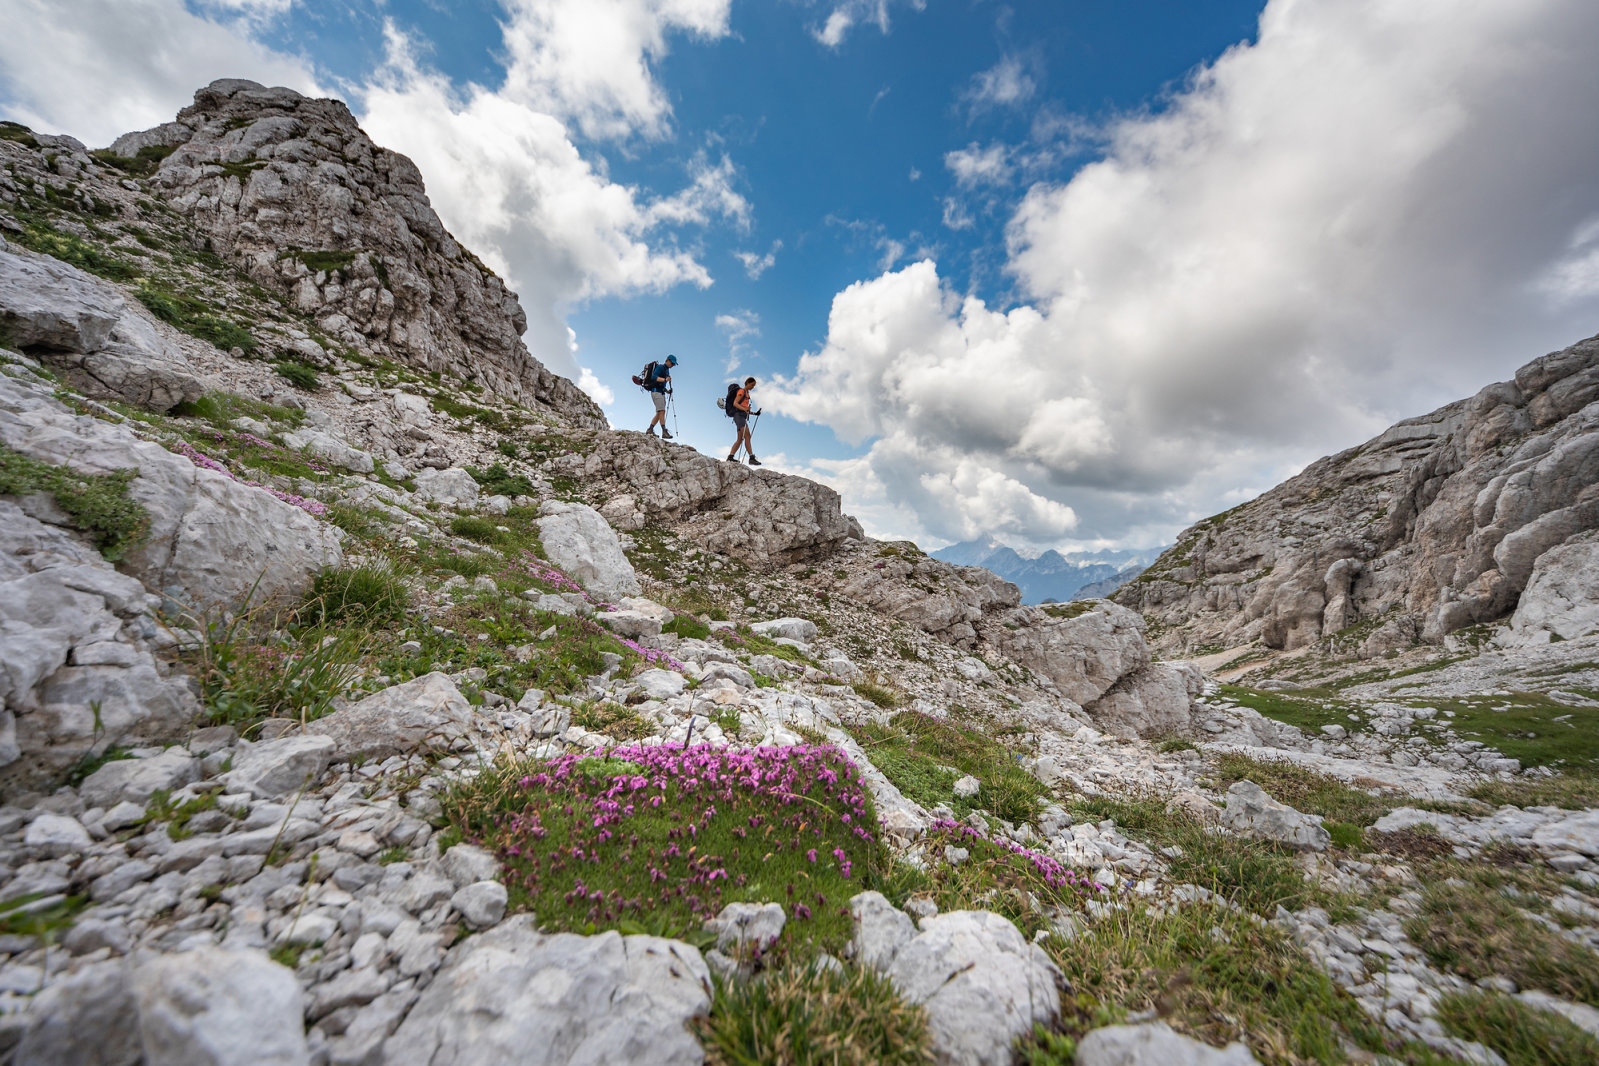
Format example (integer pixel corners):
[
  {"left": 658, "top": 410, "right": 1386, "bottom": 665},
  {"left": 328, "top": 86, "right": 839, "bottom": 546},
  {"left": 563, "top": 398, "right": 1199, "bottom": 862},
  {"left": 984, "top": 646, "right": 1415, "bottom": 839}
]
[{"left": 665, "top": 354, "right": 678, "bottom": 365}]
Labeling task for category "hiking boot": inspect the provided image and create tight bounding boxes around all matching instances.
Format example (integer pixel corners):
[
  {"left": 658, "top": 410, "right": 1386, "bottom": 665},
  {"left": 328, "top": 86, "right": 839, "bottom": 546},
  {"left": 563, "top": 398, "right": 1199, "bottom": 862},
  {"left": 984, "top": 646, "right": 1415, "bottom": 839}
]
[
  {"left": 645, "top": 427, "right": 657, "bottom": 436},
  {"left": 747, "top": 455, "right": 762, "bottom": 466},
  {"left": 661, "top": 429, "right": 673, "bottom": 440},
  {"left": 726, "top": 453, "right": 738, "bottom": 462}
]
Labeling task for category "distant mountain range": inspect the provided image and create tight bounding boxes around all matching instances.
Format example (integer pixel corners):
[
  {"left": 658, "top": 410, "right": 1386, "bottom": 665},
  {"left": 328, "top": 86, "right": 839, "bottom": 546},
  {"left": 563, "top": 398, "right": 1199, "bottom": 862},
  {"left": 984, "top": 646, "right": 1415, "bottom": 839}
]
[{"left": 931, "top": 539, "right": 1165, "bottom": 605}]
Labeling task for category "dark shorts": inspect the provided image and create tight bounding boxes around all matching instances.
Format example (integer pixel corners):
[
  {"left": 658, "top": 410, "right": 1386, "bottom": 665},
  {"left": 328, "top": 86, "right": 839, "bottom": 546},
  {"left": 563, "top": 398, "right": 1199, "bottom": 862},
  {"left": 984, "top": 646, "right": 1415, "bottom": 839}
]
[{"left": 731, "top": 410, "right": 748, "bottom": 429}]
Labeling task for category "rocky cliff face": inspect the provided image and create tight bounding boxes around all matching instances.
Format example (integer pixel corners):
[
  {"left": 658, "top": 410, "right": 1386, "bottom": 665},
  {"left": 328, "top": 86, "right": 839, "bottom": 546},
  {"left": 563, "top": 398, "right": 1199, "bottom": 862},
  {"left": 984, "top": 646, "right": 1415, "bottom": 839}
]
[
  {"left": 1115, "top": 334, "right": 1599, "bottom": 657},
  {"left": 5, "top": 79, "right": 602, "bottom": 425}
]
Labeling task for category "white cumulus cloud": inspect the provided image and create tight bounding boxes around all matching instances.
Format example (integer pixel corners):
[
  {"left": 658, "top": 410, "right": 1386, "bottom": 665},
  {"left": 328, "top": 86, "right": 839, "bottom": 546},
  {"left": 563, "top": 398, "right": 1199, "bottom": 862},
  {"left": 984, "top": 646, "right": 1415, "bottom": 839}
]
[
  {"left": 0, "top": 0, "right": 323, "bottom": 146},
  {"left": 945, "top": 142, "right": 1012, "bottom": 188},
  {"left": 735, "top": 240, "right": 782, "bottom": 279},
  {"left": 715, "top": 309, "right": 761, "bottom": 372},
  {"left": 964, "top": 55, "right": 1037, "bottom": 113},
  {"left": 812, "top": 0, "right": 925, "bottom": 49},
  {"left": 777, "top": 0, "right": 1599, "bottom": 549},
  {"left": 497, "top": 0, "right": 733, "bottom": 141}
]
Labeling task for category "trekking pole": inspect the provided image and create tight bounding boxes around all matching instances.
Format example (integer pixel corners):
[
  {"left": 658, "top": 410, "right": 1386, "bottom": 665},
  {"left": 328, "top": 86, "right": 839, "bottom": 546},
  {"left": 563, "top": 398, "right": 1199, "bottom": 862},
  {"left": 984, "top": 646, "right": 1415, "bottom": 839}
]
[{"left": 670, "top": 389, "right": 679, "bottom": 439}]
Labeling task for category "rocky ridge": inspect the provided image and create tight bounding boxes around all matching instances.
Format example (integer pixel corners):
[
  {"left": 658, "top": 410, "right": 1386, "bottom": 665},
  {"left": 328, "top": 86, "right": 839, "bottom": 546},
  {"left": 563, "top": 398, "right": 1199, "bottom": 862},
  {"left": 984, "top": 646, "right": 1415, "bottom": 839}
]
[{"left": 1116, "top": 335, "right": 1599, "bottom": 662}]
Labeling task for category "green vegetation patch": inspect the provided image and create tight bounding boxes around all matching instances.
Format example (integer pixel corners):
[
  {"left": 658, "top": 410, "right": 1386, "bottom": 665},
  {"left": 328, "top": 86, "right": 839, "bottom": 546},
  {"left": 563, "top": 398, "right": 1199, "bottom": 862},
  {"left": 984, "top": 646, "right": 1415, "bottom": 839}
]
[
  {"left": 848, "top": 710, "right": 1046, "bottom": 826},
  {"left": 852, "top": 680, "right": 903, "bottom": 709},
  {"left": 273, "top": 361, "right": 320, "bottom": 390},
  {"left": 1409, "top": 692, "right": 1599, "bottom": 770},
  {"left": 443, "top": 745, "right": 886, "bottom": 949},
  {"left": 137, "top": 284, "right": 258, "bottom": 353},
  {"left": 12, "top": 223, "right": 137, "bottom": 281},
  {"left": 1218, "top": 685, "right": 1366, "bottom": 734},
  {"left": 0, "top": 121, "right": 39, "bottom": 147},
  {"left": 180, "top": 600, "right": 369, "bottom": 730},
  {"left": 1405, "top": 866, "right": 1599, "bottom": 1005},
  {"left": 1466, "top": 772, "right": 1599, "bottom": 810},
  {"left": 90, "top": 144, "right": 176, "bottom": 178},
  {"left": 696, "top": 960, "right": 933, "bottom": 1066},
  {"left": 1041, "top": 601, "right": 1095, "bottom": 620},
  {"left": 1071, "top": 792, "right": 1331, "bottom": 916},
  {"left": 0, "top": 445, "right": 149, "bottom": 560},
  {"left": 284, "top": 249, "right": 358, "bottom": 276},
  {"left": 465, "top": 461, "right": 538, "bottom": 499},
  {"left": 0, "top": 892, "right": 88, "bottom": 941},
  {"left": 1049, "top": 902, "right": 1430, "bottom": 1066},
  {"left": 1209, "top": 753, "right": 1394, "bottom": 827},
  {"left": 885, "top": 823, "right": 1097, "bottom": 940},
  {"left": 171, "top": 391, "right": 304, "bottom": 430},
  {"left": 299, "top": 564, "right": 410, "bottom": 629},
  {"left": 1436, "top": 990, "right": 1599, "bottom": 1066}
]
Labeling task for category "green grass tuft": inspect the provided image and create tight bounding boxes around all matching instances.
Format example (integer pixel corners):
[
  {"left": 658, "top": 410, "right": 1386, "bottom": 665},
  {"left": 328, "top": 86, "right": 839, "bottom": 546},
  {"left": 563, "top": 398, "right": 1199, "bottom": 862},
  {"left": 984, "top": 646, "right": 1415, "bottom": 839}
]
[
  {"left": 0, "top": 445, "right": 150, "bottom": 560},
  {"left": 849, "top": 711, "right": 1046, "bottom": 826},
  {"left": 696, "top": 961, "right": 934, "bottom": 1066},
  {"left": 1436, "top": 991, "right": 1599, "bottom": 1066},
  {"left": 273, "top": 361, "right": 321, "bottom": 390},
  {"left": 299, "top": 564, "right": 410, "bottom": 628}
]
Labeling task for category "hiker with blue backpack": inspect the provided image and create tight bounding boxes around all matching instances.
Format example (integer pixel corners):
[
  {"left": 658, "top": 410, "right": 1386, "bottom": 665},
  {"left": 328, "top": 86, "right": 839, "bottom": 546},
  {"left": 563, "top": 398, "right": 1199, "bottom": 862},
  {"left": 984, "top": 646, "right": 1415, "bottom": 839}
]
[
  {"left": 724, "top": 376, "right": 761, "bottom": 466},
  {"left": 634, "top": 354, "right": 677, "bottom": 439}
]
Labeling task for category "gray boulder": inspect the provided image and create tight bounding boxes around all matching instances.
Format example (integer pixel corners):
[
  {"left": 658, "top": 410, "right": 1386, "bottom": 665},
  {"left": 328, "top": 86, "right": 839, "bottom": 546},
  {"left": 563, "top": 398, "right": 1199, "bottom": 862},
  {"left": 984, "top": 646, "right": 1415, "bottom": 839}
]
[
  {"left": 225, "top": 734, "right": 335, "bottom": 800},
  {"left": 0, "top": 370, "right": 342, "bottom": 609},
  {"left": 450, "top": 881, "right": 509, "bottom": 930},
  {"left": 13, "top": 959, "right": 140, "bottom": 1066},
  {"left": 1075, "top": 1023, "right": 1258, "bottom": 1065},
  {"left": 1505, "top": 531, "right": 1599, "bottom": 645},
  {"left": 279, "top": 427, "right": 375, "bottom": 474},
  {"left": 1221, "top": 780, "right": 1330, "bottom": 852},
  {"left": 1084, "top": 662, "right": 1194, "bottom": 739},
  {"left": 848, "top": 890, "right": 917, "bottom": 970},
  {"left": 0, "top": 249, "right": 205, "bottom": 412},
  {"left": 383, "top": 916, "right": 710, "bottom": 1066},
  {"left": 536, "top": 500, "right": 642, "bottom": 600},
  {"left": 79, "top": 747, "right": 199, "bottom": 808},
  {"left": 441, "top": 843, "right": 501, "bottom": 888},
  {"left": 886, "top": 910, "right": 1062, "bottom": 1066},
  {"left": 23, "top": 813, "right": 91, "bottom": 857},
  {"left": 751, "top": 617, "right": 818, "bottom": 642},
  {"left": 306, "top": 672, "right": 475, "bottom": 760},
  {"left": 135, "top": 948, "right": 309, "bottom": 1066},
  {"left": 995, "top": 601, "right": 1151, "bottom": 707},
  {"left": 0, "top": 500, "right": 195, "bottom": 790},
  {"left": 413, "top": 467, "right": 480, "bottom": 507}
]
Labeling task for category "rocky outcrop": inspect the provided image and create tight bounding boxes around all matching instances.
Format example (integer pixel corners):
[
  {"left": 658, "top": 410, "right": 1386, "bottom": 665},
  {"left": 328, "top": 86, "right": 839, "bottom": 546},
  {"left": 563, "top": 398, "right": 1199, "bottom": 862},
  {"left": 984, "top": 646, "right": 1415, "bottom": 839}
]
[
  {"left": 0, "top": 248, "right": 205, "bottom": 412},
  {"left": 536, "top": 500, "right": 642, "bottom": 600},
  {"left": 0, "top": 369, "right": 341, "bottom": 608},
  {"left": 555, "top": 431, "right": 862, "bottom": 565},
  {"left": 1116, "top": 333, "right": 1599, "bottom": 655},
  {"left": 811, "top": 541, "right": 1021, "bottom": 645},
  {"left": 116, "top": 79, "right": 601, "bottom": 425},
  {"left": 0, "top": 501, "right": 195, "bottom": 794},
  {"left": 383, "top": 917, "right": 711, "bottom": 1066},
  {"left": 1505, "top": 529, "right": 1599, "bottom": 646}
]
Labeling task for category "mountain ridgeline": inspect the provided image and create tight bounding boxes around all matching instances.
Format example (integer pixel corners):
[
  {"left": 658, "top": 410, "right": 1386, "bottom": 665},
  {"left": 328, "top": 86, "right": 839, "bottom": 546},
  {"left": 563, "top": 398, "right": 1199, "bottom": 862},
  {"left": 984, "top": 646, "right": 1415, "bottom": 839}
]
[{"left": 931, "top": 539, "right": 1160, "bottom": 605}]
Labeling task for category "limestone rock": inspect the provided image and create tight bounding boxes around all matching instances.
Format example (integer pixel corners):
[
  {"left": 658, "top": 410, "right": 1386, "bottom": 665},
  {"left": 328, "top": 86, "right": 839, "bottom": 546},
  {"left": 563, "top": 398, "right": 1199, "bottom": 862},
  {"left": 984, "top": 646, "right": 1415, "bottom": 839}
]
[
  {"left": 78, "top": 748, "right": 200, "bottom": 809},
  {"left": 383, "top": 916, "right": 710, "bottom": 1066},
  {"left": 0, "top": 370, "right": 342, "bottom": 609},
  {"left": 1115, "top": 333, "right": 1599, "bottom": 653},
  {"left": 225, "top": 734, "right": 335, "bottom": 800},
  {"left": 451, "top": 881, "right": 509, "bottom": 930},
  {"left": 886, "top": 910, "right": 1062, "bottom": 1066},
  {"left": 441, "top": 843, "right": 501, "bottom": 888},
  {"left": 1075, "top": 1022, "right": 1259, "bottom": 1065},
  {"left": 751, "top": 617, "right": 819, "bottom": 642},
  {"left": 1084, "top": 662, "right": 1194, "bottom": 739},
  {"left": 0, "top": 499, "right": 195, "bottom": 790},
  {"left": 536, "top": 500, "right": 641, "bottom": 600},
  {"left": 995, "top": 601, "right": 1150, "bottom": 706},
  {"left": 23, "top": 812, "right": 91, "bottom": 856},
  {"left": 306, "top": 672, "right": 475, "bottom": 761},
  {"left": 1221, "top": 780, "right": 1330, "bottom": 852},
  {"left": 279, "top": 427, "right": 374, "bottom": 474},
  {"left": 548, "top": 431, "right": 859, "bottom": 566},
  {"left": 634, "top": 669, "right": 687, "bottom": 700},
  {"left": 126, "top": 79, "right": 604, "bottom": 423},
  {"left": 135, "top": 948, "right": 309, "bottom": 1066},
  {"left": 0, "top": 249, "right": 205, "bottom": 412},
  {"left": 1505, "top": 530, "right": 1599, "bottom": 645},
  {"left": 13, "top": 959, "right": 141, "bottom": 1066},
  {"left": 413, "top": 467, "right": 479, "bottom": 507}
]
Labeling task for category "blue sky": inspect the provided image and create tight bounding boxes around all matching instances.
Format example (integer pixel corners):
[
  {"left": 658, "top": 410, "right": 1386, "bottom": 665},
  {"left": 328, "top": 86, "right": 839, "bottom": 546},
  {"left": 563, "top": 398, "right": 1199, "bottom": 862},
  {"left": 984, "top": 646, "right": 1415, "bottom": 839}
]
[{"left": 5, "top": 0, "right": 1599, "bottom": 552}]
